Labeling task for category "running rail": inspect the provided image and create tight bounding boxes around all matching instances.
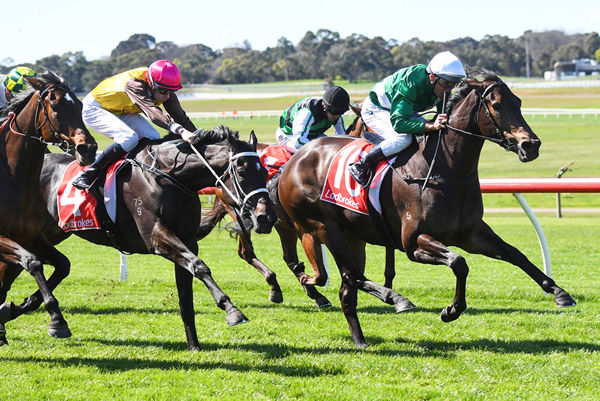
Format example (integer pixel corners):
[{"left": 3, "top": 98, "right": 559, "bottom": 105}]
[
  {"left": 480, "top": 178, "right": 600, "bottom": 278},
  {"left": 119, "top": 179, "right": 600, "bottom": 281}
]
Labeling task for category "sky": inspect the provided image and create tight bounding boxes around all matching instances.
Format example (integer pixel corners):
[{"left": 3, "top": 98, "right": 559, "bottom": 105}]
[{"left": 4, "top": 0, "right": 600, "bottom": 66}]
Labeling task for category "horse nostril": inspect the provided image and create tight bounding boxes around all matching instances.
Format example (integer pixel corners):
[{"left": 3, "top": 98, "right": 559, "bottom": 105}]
[{"left": 520, "top": 140, "right": 539, "bottom": 154}]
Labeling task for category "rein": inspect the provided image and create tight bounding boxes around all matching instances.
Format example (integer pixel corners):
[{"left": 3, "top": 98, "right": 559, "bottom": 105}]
[
  {"left": 5, "top": 84, "right": 76, "bottom": 152},
  {"left": 445, "top": 82, "right": 517, "bottom": 152}
]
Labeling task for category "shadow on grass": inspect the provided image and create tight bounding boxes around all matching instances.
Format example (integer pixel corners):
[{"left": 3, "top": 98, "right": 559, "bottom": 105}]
[
  {"left": 3, "top": 352, "right": 342, "bottom": 376},
  {"left": 393, "top": 336, "right": 600, "bottom": 356}
]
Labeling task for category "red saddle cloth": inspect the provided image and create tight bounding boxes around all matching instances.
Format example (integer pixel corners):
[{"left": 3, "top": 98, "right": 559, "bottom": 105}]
[
  {"left": 320, "top": 139, "right": 392, "bottom": 215},
  {"left": 57, "top": 161, "right": 101, "bottom": 232},
  {"left": 57, "top": 159, "right": 126, "bottom": 232},
  {"left": 260, "top": 144, "right": 293, "bottom": 181}
]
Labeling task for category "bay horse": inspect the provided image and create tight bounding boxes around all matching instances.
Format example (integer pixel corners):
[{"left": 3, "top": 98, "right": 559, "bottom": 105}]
[
  {"left": 196, "top": 105, "right": 400, "bottom": 308},
  {"left": 0, "top": 69, "right": 98, "bottom": 345},
  {"left": 196, "top": 104, "right": 400, "bottom": 307},
  {"left": 276, "top": 66, "right": 576, "bottom": 349},
  {"left": 33, "top": 126, "right": 276, "bottom": 351}
]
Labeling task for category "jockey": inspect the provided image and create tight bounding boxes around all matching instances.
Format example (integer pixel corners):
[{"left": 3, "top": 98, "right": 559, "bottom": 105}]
[
  {"left": 348, "top": 51, "right": 466, "bottom": 187},
  {"left": 0, "top": 66, "right": 37, "bottom": 109},
  {"left": 73, "top": 60, "right": 197, "bottom": 190},
  {"left": 276, "top": 85, "right": 350, "bottom": 154}
]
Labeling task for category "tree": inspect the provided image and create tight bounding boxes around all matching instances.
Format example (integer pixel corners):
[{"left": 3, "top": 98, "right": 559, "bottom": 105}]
[
  {"left": 583, "top": 32, "right": 600, "bottom": 57},
  {"left": 111, "top": 34, "right": 156, "bottom": 58},
  {"left": 551, "top": 43, "right": 585, "bottom": 64}
]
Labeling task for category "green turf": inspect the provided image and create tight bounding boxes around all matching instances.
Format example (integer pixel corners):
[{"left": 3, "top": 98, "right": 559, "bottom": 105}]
[{"left": 1, "top": 215, "right": 598, "bottom": 400}]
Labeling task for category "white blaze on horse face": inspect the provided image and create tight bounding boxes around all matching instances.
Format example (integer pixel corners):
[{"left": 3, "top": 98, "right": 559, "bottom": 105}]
[{"left": 64, "top": 92, "right": 75, "bottom": 104}]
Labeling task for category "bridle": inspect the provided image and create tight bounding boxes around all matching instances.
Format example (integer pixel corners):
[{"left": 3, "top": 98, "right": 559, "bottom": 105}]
[
  {"left": 446, "top": 82, "right": 518, "bottom": 152},
  {"left": 418, "top": 82, "right": 517, "bottom": 190},
  {"left": 4, "top": 84, "right": 78, "bottom": 152},
  {"left": 141, "top": 138, "right": 269, "bottom": 217}
]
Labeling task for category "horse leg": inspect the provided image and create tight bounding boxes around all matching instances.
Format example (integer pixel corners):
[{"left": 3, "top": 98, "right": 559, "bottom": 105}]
[
  {"left": 0, "top": 234, "right": 71, "bottom": 338},
  {"left": 464, "top": 221, "right": 576, "bottom": 307},
  {"left": 236, "top": 233, "right": 283, "bottom": 304},
  {"left": 298, "top": 233, "right": 328, "bottom": 287},
  {"left": 0, "top": 262, "right": 24, "bottom": 345},
  {"left": 384, "top": 247, "right": 396, "bottom": 289},
  {"left": 316, "top": 225, "right": 368, "bottom": 349},
  {"left": 14, "top": 234, "right": 71, "bottom": 315},
  {"left": 343, "top": 237, "right": 415, "bottom": 313},
  {"left": 151, "top": 223, "right": 247, "bottom": 350},
  {"left": 173, "top": 264, "right": 200, "bottom": 351},
  {"left": 412, "top": 234, "right": 469, "bottom": 322},
  {"left": 196, "top": 196, "right": 229, "bottom": 240},
  {"left": 274, "top": 222, "right": 331, "bottom": 308}
]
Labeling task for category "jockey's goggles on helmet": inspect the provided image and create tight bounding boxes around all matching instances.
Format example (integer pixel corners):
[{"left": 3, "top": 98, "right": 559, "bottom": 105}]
[
  {"left": 155, "top": 86, "right": 175, "bottom": 95},
  {"left": 436, "top": 76, "right": 460, "bottom": 89}
]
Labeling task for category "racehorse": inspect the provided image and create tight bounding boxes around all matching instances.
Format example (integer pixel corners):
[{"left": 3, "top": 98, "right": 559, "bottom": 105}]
[
  {"left": 276, "top": 66, "right": 576, "bottom": 349},
  {"left": 33, "top": 126, "right": 276, "bottom": 351},
  {"left": 196, "top": 103, "right": 401, "bottom": 307},
  {"left": 0, "top": 69, "right": 98, "bottom": 345},
  {"left": 196, "top": 105, "right": 399, "bottom": 308}
]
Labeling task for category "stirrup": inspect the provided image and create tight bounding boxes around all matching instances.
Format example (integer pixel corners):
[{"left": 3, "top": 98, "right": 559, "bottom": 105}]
[
  {"left": 72, "top": 173, "right": 96, "bottom": 190},
  {"left": 349, "top": 163, "right": 372, "bottom": 188}
]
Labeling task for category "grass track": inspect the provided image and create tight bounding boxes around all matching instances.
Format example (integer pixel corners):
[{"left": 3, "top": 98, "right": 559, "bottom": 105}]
[
  {"left": 1, "top": 215, "right": 599, "bottom": 400},
  {"left": 10, "top": 84, "right": 599, "bottom": 400}
]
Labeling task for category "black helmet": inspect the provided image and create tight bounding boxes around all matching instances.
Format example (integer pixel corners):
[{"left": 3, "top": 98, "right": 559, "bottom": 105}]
[{"left": 323, "top": 86, "right": 350, "bottom": 115}]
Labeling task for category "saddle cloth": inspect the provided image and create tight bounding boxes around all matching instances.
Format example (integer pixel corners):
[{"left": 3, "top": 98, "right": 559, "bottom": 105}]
[
  {"left": 260, "top": 144, "right": 293, "bottom": 181},
  {"left": 320, "top": 139, "right": 395, "bottom": 215},
  {"left": 56, "top": 158, "right": 126, "bottom": 232}
]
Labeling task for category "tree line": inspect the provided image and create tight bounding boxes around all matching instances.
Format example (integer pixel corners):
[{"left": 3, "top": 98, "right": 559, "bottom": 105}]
[{"left": 2, "top": 29, "right": 599, "bottom": 93}]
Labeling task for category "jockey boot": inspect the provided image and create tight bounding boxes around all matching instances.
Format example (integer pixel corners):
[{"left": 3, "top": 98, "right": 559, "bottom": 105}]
[
  {"left": 348, "top": 145, "right": 386, "bottom": 187},
  {"left": 72, "top": 142, "right": 126, "bottom": 190}
]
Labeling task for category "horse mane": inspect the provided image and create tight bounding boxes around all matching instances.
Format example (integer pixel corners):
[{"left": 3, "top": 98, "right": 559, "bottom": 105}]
[
  {"left": 446, "top": 66, "right": 502, "bottom": 115},
  {"left": 1, "top": 69, "right": 69, "bottom": 117},
  {"left": 198, "top": 125, "right": 239, "bottom": 145}
]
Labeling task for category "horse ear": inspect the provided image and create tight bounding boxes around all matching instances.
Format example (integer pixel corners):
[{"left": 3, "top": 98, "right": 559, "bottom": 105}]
[
  {"left": 226, "top": 131, "right": 235, "bottom": 149},
  {"left": 249, "top": 130, "right": 257, "bottom": 150},
  {"left": 25, "top": 76, "right": 45, "bottom": 91}
]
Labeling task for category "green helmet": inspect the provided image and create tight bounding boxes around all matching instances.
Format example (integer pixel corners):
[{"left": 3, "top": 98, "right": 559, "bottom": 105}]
[{"left": 3, "top": 66, "right": 37, "bottom": 95}]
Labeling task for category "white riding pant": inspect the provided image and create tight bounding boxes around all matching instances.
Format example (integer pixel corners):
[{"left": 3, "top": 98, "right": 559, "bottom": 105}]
[
  {"left": 361, "top": 96, "right": 425, "bottom": 157},
  {"left": 82, "top": 94, "right": 161, "bottom": 152}
]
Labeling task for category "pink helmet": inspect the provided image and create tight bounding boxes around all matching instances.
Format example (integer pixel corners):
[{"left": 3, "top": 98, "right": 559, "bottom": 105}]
[{"left": 146, "top": 60, "right": 182, "bottom": 90}]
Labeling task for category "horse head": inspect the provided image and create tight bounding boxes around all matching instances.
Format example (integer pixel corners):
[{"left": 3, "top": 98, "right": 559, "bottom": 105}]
[
  {"left": 222, "top": 128, "right": 277, "bottom": 234},
  {"left": 448, "top": 67, "right": 540, "bottom": 162},
  {"left": 24, "top": 70, "right": 98, "bottom": 165},
  {"left": 345, "top": 100, "right": 365, "bottom": 137}
]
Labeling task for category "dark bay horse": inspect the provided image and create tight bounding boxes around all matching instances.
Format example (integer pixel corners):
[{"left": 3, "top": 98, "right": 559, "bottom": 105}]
[
  {"left": 276, "top": 67, "right": 576, "bottom": 349},
  {"left": 34, "top": 126, "right": 276, "bottom": 351},
  {"left": 0, "top": 70, "right": 98, "bottom": 345}
]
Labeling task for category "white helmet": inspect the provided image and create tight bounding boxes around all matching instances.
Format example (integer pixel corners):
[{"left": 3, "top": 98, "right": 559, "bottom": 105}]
[{"left": 426, "top": 51, "right": 466, "bottom": 83}]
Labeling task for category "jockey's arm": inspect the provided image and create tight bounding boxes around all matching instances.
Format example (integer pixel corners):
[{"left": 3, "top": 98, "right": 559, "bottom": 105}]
[
  {"left": 289, "top": 108, "right": 315, "bottom": 151},
  {"left": 333, "top": 114, "right": 347, "bottom": 135}
]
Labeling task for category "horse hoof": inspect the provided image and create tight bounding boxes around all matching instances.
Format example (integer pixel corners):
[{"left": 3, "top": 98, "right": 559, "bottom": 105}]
[
  {"left": 0, "top": 302, "right": 14, "bottom": 324},
  {"left": 226, "top": 309, "right": 249, "bottom": 326},
  {"left": 395, "top": 297, "right": 416, "bottom": 313},
  {"left": 354, "top": 341, "right": 369, "bottom": 350},
  {"left": 440, "top": 305, "right": 463, "bottom": 323},
  {"left": 315, "top": 296, "right": 332, "bottom": 308},
  {"left": 48, "top": 323, "right": 72, "bottom": 338},
  {"left": 269, "top": 290, "right": 283, "bottom": 304},
  {"left": 554, "top": 289, "right": 577, "bottom": 308}
]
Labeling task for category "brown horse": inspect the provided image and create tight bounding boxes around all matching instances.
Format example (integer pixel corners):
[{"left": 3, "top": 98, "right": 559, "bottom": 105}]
[
  {"left": 196, "top": 106, "right": 397, "bottom": 307},
  {"left": 33, "top": 126, "right": 276, "bottom": 351},
  {"left": 276, "top": 66, "right": 576, "bottom": 349},
  {"left": 0, "top": 69, "right": 98, "bottom": 345}
]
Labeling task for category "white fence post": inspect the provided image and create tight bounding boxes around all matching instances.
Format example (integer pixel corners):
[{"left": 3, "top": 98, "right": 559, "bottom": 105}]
[{"left": 119, "top": 253, "right": 128, "bottom": 282}]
